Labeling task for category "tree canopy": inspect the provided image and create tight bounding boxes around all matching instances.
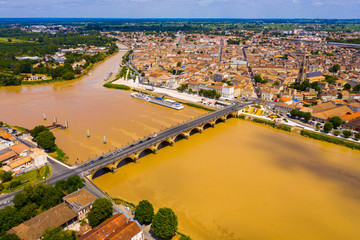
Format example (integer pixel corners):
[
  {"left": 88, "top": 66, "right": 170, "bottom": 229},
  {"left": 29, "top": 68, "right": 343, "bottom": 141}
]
[
  {"left": 329, "top": 116, "right": 343, "bottom": 129},
  {"left": 0, "top": 206, "right": 23, "bottom": 233},
  {"left": 151, "top": 207, "right": 178, "bottom": 239},
  {"left": 323, "top": 122, "right": 333, "bottom": 133},
  {"left": 30, "top": 125, "right": 49, "bottom": 139},
  {"left": 0, "top": 171, "right": 13, "bottom": 182},
  {"left": 87, "top": 198, "right": 113, "bottom": 227},
  {"left": 36, "top": 131, "right": 56, "bottom": 151},
  {"left": 42, "top": 227, "right": 77, "bottom": 240},
  {"left": 134, "top": 200, "right": 154, "bottom": 225}
]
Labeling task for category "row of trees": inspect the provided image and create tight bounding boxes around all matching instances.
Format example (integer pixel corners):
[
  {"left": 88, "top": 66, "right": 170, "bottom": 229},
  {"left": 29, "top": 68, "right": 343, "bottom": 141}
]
[
  {"left": 134, "top": 200, "right": 179, "bottom": 239},
  {"left": 198, "top": 89, "right": 221, "bottom": 99},
  {"left": 0, "top": 74, "right": 21, "bottom": 86},
  {"left": 290, "top": 80, "right": 320, "bottom": 92},
  {"left": 321, "top": 116, "right": 360, "bottom": 139},
  {"left": 290, "top": 109, "right": 312, "bottom": 122}
]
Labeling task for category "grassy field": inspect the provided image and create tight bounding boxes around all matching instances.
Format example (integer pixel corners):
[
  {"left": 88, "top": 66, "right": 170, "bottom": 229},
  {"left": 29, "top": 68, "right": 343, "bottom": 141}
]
[
  {"left": 0, "top": 165, "right": 51, "bottom": 193},
  {"left": 0, "top": 37, "right": 29, "bottom": 43},
  {"left": 48, "top": 147, "right": 69, "bottom": 163}
]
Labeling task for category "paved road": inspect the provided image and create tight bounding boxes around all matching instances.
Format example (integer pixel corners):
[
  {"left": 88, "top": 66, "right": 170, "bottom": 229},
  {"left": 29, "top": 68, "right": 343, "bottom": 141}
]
[{"left": 0, "top": 102, "right": 251, "bottom": 203}]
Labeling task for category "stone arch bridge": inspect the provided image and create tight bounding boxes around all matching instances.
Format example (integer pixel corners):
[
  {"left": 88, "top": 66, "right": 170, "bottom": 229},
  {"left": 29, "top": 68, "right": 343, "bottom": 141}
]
[{"left": 88, "top": 103, "right": 250, "bottom": 179}]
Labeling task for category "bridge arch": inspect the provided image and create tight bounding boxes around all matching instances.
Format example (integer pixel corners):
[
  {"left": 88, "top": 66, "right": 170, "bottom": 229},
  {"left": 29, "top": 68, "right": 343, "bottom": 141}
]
[
  {"left": 117, "top": 157, "right": 133, "bottom": 168},
  {"left": 174, "top": 133, "right": 187, "bottom": 142},
  {"left": 138, "top": 148, "right": 155, "bottom": 159},
  {"left": 157, "top": 140, "right": 172, "bottom": 150},
  {"left": 189, "top": 127, "right": 201, "bottom": 136},
  {"left": 215, "top": 118, "right": 225, "bottom": 124},
  {"left": 202, "top": 122, "right": 213, "bottom": 130},
  {"left": 92, "top": 167, "right": 112, "bottom": 179},
  {"left": 226, "top": 113, "right": 235, "bottom": 119}
]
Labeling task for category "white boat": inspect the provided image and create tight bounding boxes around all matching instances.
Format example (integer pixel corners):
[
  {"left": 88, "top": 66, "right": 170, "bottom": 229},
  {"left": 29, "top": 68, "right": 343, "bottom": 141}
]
[{"left": 131, "top": 92, "right": 184, "bottom": 110}]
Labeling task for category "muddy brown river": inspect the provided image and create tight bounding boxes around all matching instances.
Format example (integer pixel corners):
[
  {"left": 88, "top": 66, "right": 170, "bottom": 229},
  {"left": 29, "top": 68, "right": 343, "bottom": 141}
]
[
  {"left": 0, "top": 48, "right": 205, "bottom": 163},
  {"left": 94, "top": 119, "right": 360, "bottom": 240}
]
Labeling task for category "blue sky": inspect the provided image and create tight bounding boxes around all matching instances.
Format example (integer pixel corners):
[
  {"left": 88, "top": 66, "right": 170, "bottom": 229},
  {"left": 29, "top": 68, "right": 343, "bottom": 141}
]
[{"left": 0, "top": 0, "right": 359, "bottom": 18}]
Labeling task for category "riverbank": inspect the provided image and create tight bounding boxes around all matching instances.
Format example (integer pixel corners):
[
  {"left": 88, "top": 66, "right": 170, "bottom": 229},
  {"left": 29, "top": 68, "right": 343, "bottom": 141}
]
[
  {"left": 19, "top": 45, "right": 120, "bottom": 86},
  {"left": 106, "top": 78, "right": 217, "bottom": 112},
  {"left": 239, "top": 113, "right": 360, "bottom": 151}
]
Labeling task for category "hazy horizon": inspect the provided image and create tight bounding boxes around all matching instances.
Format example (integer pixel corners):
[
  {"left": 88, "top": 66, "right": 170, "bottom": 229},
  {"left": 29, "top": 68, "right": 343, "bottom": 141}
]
[{"left": 0, "top": 0, "right": 359, "bottom": 19}]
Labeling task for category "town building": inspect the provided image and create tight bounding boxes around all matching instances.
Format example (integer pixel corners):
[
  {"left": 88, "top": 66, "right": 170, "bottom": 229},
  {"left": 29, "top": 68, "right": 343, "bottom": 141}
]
[{"left": 77, "top": 213, "right": 143, "bottom": 240}]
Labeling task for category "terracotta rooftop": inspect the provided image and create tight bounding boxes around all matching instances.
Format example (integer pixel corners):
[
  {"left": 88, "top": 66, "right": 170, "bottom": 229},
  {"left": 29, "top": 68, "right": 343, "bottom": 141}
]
[
  {"left": 9, "top": 144, "right": 30, "bottom": 155},
  {"left": 77, "top": 213, "right": 142, "bottom": 240},
  {"left": 63, "top": 188, "right": 97, "bottom": 211},
  {"left": 0, "top": 150, "right": 17, "bottom": 163},
  {"left": 8, "top": 156, "right": 31, "bottom": 169},
  {"left": 312, "top": 105, "right": 353, "bottom": 121},
  {"left": 310, "top": 102, "right": 337, "bottom": 113},
  {"left": 341, "top": 112, "right": 360, "bottom": 121}
]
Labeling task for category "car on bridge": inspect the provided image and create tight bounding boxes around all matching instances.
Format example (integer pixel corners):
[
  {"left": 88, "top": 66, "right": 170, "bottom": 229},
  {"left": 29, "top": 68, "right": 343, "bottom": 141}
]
[
  {"left": 129, "top": 144, "right": 135, "bottom": 148},
  {"left": 89, "top": 160, "right": 94, "bottom": 164},
  {"left": 98, "top": 156, "right": 104, "bottom": 160},
  {"left": 117, "top": 149, "right": 123, "bottom": 153}
]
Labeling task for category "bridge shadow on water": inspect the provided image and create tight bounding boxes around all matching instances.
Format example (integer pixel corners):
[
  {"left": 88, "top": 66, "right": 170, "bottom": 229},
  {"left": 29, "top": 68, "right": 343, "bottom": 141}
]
[
  {"left": 157, "top": 141, "right": 172, "bottom": 150},
  {"left": 92, "top": 167, "right": 112, "bottom": 179}
]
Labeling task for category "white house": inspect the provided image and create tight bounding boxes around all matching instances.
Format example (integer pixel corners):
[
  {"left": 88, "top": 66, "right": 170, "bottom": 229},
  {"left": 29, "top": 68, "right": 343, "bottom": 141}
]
[{"left": 222, "top": 85, "right": 234, "bottom": 99}]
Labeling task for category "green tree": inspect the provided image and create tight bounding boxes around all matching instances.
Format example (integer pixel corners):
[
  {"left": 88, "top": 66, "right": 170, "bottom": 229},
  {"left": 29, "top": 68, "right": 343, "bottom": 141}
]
[
  {"left": 9, "top": 180, "right": 21, "bottom": 189},
  {"left": 0, "top": 206, "right": 23, "bottom": 232},
  {"left": 135, "top": 200, "right": 154, "bottom": 225},
  {"left": 353, "top": 84, "right": 360, "bottom": 92},
  {"left": 254, "top": 74, "right": 263, "bottom": 83},
  {"left": 329, "top": 64, "right": 340, "bottom": 73},
  {"left": 323, "top": 122, "right": 333, "bottom": 133},
  {"left": 0, "top": 171, "right": 13, "bottom": 182},
  {"left": 41, "top": 186, "right": 64, "bottom": 209},
  {"left": 303, "top": 112, "right": 312, "bottom": 122},
  {"left": 355, "top": 133, "right": 360, "bottom": 140},
  {"left": 333, "top": 130, "right": 341, "bottom": 136},
  {"left": 290, "top": 109, "right": 299, "bottom": 118},
  {"left": 87, "top": 198, "right": 113, "bottom": 227},
  {"left": 177, "top": 61, "right": 181, "bottom": 67},
  {"left": 0, "top": 233, "right": 21, "bottom": 240},
  {"left": 20, "top": 203, "right": 37, "bottom": 220},
  {"left": 342, "top": 130, "right": 352, "bottom": 138},
  {"left": 343, "top": 83, "right": 351, "bottom": 91},
  {"left": 0, "top": 121, "right": 3, "bottom": 127},
  {"left": 151, "top": 208, "right": 178, "bottom": 239},
  {"left": 30, "top": 125, "right": 49, "bottom": 138},
  {"left": 42, "top": 227, "right": 77, "bottom": 240},
  {"left": 36, "top": 131, "right": 56, "bottom": 151},
  {"left": 13, "top": 191, "right": 29, "bottom": 209},
  {"left": 329, "top": 116, "right": 343, "bottom": 129}
]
